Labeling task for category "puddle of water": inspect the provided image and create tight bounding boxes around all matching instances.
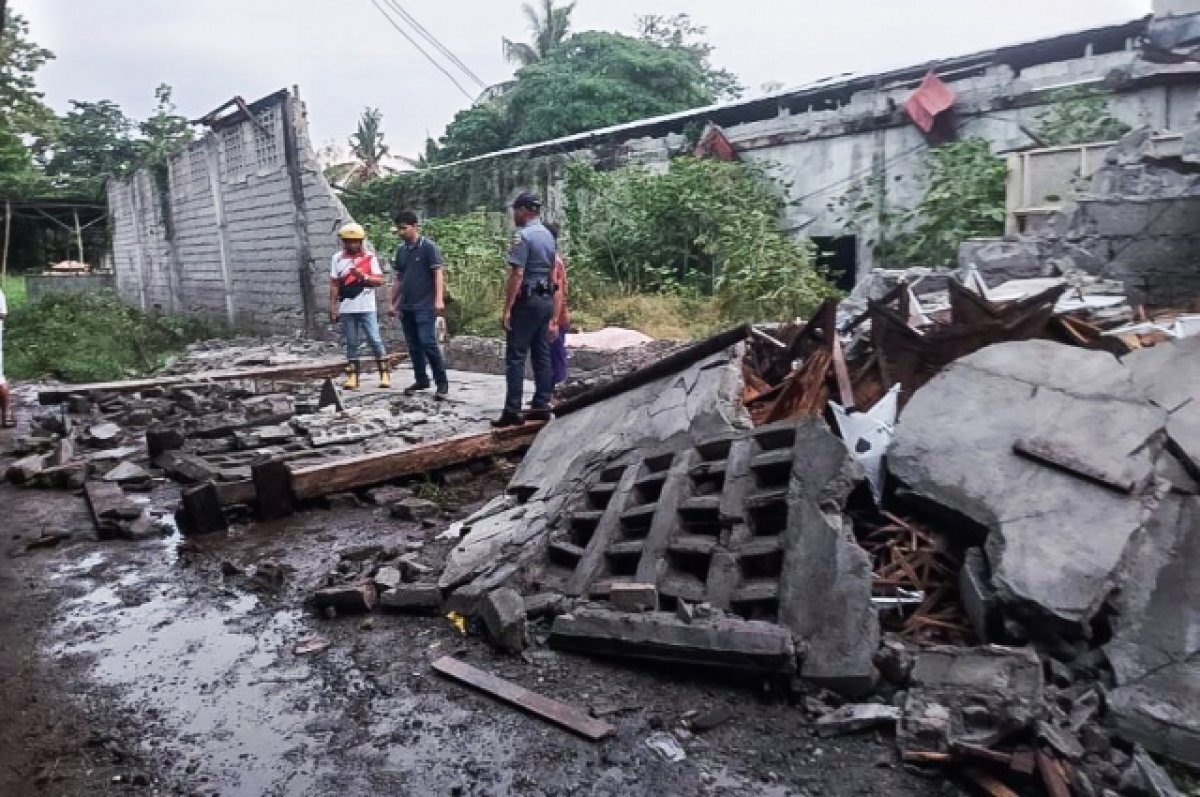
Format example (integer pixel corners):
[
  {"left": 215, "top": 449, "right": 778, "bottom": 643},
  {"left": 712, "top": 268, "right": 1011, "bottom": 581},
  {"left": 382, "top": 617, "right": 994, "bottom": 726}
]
[{"left": 52, "top": 578, "right": 320, "bottom": 795}]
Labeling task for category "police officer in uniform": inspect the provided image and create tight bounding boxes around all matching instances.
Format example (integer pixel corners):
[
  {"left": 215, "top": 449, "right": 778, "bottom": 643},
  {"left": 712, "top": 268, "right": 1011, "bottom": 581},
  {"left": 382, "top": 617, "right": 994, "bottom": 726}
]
[{"left": 494, "top": 192, "right": 558, "bottom": 427}]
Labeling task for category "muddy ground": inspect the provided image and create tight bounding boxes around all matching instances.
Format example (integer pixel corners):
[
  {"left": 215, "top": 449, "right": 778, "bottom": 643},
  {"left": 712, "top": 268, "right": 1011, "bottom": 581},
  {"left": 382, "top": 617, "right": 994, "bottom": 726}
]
[{"left": 0, "top": 410, "right": 968, "bottom": 797}]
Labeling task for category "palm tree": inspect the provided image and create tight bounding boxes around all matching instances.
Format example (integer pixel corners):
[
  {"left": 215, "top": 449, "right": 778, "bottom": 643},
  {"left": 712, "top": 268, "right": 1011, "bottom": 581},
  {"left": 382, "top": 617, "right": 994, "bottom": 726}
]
[
  {"left": 502, "top": 0, "right": 575, "bottom": 67},
  {"left": 325, "top": 107, "right": 391, "bottom": 191}
]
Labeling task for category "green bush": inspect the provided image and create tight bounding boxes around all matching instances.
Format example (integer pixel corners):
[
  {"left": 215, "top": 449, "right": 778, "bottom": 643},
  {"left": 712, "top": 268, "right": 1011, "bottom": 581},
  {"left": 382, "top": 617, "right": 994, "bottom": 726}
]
[
  {"left": 421, "top": 211, "right": 511, "bottom": 336},
  {"left": 564, "top": 156, "right": 837, "bottom": 324},
  {"left": 6, "top": 291, "right": 216, "bottom": 382}
]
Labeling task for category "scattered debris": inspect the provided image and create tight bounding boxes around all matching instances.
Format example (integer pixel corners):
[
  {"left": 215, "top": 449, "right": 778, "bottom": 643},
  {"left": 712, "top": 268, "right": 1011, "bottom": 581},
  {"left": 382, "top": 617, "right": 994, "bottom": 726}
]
[
  {"left": 816, "top": 704, "right": 902, "bottom": 737},
  {"left": 645, "top": 731, "right": 687, "bottom": 762}
]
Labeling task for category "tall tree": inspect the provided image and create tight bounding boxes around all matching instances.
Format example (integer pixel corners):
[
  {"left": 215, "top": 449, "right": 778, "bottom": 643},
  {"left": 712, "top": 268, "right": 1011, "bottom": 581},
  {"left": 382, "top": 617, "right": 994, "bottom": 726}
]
[
  {"left": 637, "top": 13, "right": 742, "bottom": 100},
  {"left": 138, "top": 83, "right": 193, "bottom": 165},
  {"left": 0, "top": 10, "right": 56, "bottom": 155},
  {"left": 502, "top": 0, "right": 575, "bottom": 67},
  {"left": 45, "top": 100, "right": 140, "bottom": 196},
  {"left": 325, "top": 107, "right": 392, "bottom": 191}
]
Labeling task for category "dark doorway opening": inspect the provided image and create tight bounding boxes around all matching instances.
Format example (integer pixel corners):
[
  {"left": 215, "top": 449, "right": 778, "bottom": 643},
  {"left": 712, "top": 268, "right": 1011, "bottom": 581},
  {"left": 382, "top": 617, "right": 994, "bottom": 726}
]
[{"left": 812, "top": 236, "right": 858, "bottom": 292}]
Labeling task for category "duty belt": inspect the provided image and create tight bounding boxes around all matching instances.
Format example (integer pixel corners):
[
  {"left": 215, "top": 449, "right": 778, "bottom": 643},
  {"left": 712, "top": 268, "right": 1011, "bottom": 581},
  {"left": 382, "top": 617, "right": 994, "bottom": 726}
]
[{"left": 518, "top": 280, "right": 556, "bottom": 299}]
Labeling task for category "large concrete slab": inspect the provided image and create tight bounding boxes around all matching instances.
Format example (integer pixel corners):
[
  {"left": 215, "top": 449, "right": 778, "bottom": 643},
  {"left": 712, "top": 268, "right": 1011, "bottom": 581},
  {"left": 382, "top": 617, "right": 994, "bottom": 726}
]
[
  {"left": 890, "top": 340, "right": 1168, "bottom": 630},
  {"left": 1123, "top": 336, "right": 1200, "bottom": 475},
  {"left": 1104, "top": 495, "right": 1200, "bottom": 767}
]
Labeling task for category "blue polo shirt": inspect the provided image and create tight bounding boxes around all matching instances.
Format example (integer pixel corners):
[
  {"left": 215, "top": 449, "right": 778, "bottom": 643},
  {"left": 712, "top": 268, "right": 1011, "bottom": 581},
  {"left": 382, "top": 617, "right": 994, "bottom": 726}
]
[
  {"left": 393, "top": 237, "right": 443, "bottom": 313},
  {"left": 506, "top": 220, "right": 556, "bottom": 286}
]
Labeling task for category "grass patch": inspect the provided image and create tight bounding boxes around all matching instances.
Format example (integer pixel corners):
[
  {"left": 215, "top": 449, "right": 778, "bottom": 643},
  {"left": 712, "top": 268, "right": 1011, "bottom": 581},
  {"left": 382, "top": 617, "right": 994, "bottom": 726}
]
[
  {"left": 1, "top": 275, "right": 27, "bottom": 311},
  {"left": 6, "top": 290, "right": 218, "bottom": 382},
  {"left": 570, "top": 291, "right": 720, "bottom": 340}
]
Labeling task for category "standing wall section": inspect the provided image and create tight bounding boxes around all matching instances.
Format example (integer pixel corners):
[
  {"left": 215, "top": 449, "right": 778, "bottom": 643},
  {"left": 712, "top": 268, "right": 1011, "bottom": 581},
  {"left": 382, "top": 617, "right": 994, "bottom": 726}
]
[{"left": 107, "top": 89, "right": 353, "bottom": 335}]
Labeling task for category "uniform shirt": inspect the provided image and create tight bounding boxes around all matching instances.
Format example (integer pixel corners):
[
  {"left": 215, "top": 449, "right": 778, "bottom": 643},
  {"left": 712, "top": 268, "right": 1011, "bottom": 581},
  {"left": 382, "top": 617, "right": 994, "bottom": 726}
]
[
  {"left": 330, "top": 250, "right": 383, "bottom": 314},
  {"left": 393, "top": 236, "right": 443, "bottom": 313},
  {"left": 506, "top": 220, "right": 556, "bottom": 286}
]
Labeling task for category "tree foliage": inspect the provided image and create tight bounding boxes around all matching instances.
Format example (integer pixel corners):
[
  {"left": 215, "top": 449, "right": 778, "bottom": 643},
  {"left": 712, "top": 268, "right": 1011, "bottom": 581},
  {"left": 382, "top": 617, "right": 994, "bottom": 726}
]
[
  {"left": 430, "top": 27, "right": 736, "bottom": 164},
  {"left": 564, "top": 157, "right": 836, "bottom": 323},
  {"left": 326, "top": 107, "right": 392, "bottom": 191},
  {"left": 502, "top": 0, "right": 575, "bottom": 67},
  {"left": 0, "top": 10, "right": 57, "bottom": 151},
  {"left": 44, "top": 100, "right": 142, "bottom": 196},
  {"left": 1035, "top": 88, "right": 1131, "bottom": 147},
  {"left": 636, "top": 13, "right": 742, "bottom": 101}
]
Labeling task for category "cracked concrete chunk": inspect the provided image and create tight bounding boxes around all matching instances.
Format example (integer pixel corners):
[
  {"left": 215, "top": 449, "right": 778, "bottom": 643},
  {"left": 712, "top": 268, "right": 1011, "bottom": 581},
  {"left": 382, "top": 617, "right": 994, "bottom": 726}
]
[
  {"left": 890, "top": 340, "right": 1167, "bottom": 630},
  {"left": 1104, "top": 495, "right": 1200, "bottom": 767},
  {"left": 1123, "top": 336, "right": 1200, "bottom": 474},
  {"left": 900, "top": 645, "right": 1043, "bottom": 753},
  {"left": 481, "top": 587, "right": 528, "bottom": 653},
  {"left": 778, "top": 421, "right": 878, "bottom": 697}
]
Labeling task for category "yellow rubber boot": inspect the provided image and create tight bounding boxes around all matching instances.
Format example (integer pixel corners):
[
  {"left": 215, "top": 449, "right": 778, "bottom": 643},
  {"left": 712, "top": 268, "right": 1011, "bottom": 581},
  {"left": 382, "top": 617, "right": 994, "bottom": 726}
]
[
  {"left": 343, "top": 361, "right": 360, "bottom": 390},
  {"left": 378, "top": 361, "right": 391, "bottom": 389}
]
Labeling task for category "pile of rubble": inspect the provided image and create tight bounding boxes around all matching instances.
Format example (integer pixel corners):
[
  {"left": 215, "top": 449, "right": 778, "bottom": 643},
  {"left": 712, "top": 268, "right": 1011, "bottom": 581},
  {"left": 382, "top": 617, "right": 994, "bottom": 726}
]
[
  {"left": 425, "top": 268, "right": 1197, "bottom": 792},
  {"left": 2, "top": 344, "right": 505, "bottom": 544}
]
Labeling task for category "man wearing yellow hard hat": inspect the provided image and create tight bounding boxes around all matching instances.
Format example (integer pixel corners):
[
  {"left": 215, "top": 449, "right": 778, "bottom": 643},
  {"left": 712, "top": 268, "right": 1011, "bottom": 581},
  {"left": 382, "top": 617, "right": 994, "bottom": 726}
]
[{"left": 330, "top": 222, "right": 388, "bottom": 389}]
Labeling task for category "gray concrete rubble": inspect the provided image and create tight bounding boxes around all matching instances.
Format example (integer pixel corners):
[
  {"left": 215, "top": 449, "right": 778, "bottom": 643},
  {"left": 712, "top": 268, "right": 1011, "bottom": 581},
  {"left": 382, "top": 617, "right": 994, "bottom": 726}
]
[
  {"left": 481, "top": 587, "right": 528, "bottom": 653},
  {"left": 890, "top": 340, "right": 1169, "bottom": 632},
  {"left": 1123, "top": 336, "right": 1200, "bottom": 474},
  {"left": 898, "top": 645, "right": 1044, "bottom": 752}
]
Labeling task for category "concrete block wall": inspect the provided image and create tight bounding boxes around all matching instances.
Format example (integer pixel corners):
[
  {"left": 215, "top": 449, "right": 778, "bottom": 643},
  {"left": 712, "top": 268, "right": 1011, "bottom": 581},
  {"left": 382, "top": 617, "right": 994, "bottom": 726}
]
[{"left": 108, "top": 90, "right": 353, "bottom": 334}]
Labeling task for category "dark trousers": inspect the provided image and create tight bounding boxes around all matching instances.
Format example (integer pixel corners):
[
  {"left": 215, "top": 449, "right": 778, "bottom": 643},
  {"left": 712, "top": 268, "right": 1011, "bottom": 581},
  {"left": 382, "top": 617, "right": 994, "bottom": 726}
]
[
  {"left": 504, "top": 295, "right": 554, "bottom": 413},
  {"left": 399, "top": 308, "right": 448, "bottom": 388}
]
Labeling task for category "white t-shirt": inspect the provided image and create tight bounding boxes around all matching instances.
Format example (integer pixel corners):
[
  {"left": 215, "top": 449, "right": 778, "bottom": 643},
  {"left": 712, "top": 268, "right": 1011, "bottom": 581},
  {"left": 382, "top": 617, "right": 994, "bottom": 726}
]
[{"left": 330, "top": 251, "right": 383, "bottom": 314}]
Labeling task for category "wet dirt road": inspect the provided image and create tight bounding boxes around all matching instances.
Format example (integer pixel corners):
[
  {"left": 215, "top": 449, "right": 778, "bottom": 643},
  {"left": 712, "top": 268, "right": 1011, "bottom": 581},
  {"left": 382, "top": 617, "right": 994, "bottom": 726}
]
[{"left": 0, "top": 474, "right": 957, "bottom": 797}]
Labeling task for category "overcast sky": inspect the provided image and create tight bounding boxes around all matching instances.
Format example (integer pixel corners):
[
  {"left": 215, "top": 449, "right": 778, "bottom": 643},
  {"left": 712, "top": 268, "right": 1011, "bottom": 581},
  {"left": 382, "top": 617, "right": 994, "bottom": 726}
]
[{"left": 21, "top": 0, "right": 1150, "bottom": 158}]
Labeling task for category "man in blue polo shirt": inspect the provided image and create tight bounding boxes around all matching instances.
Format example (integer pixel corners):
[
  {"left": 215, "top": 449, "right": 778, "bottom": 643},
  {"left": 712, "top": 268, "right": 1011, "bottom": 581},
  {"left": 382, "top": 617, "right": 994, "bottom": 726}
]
[{"left": 388, "top": 210, "right": 449, "bottom": 397}]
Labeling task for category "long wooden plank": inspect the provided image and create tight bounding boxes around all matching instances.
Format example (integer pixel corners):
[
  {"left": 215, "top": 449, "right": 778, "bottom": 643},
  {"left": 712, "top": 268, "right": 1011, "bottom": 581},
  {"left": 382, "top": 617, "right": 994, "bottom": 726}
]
[
  {"left": 289, "top": 423, "right": 544, "bottom": 501},
  {"left": 37, "top": 354, "right": 406, "bottom": 404},
  {"left": 431, "top": 656, "right": 614, "bottom": 741},
  {"left": 964, "top": 769, "right": 1021, "bottom": 797}
]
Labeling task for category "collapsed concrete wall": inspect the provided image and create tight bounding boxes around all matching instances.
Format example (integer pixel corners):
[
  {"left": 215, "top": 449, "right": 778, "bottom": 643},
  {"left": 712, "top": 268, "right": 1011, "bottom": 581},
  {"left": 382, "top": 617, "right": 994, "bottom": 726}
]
[{"left": 108, "top": 89, "right": 352, "bottom": 334}]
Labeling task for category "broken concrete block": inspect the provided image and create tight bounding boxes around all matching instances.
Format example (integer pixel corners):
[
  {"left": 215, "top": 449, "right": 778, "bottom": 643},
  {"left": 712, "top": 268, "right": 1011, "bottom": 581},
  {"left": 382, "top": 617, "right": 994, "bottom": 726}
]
[
  {"left": 391, "top": 497, "right": 439, "bottom": 522},
  {"left": 365, "top": 484, "right": 413, "bottom": 506},
  {"left": 1103, "top": 495, "right": 1200, "bottom": 768},
  {"left": 959, "top": 548, "right": 999, "bottom": 643},
  {"left": 177, "top": 483, "right": 228, "bottom": 536},
  {"left": 155, "top": 451, "right": 218, "bottom": 484},
  {"left": 523, "top": 591, "right": 566, "bottom": 619},
  {"left": 1123, "top": 336, "right": 1200, "bottom": 474},
  {"left": 102, "top": 461, "right": 150, "bottom": 484},
  {"left": 891, "top": 341, "right": 1168, "bottom": 632},
  {"left": 550, "top": 608, "right": 796, "bottom": 674},
  {"left": 379, "top": 583, "right": 441, "bottom": 613},
  {"left": 6, "top": 454, "right": 46, "bottom": 485},
  {"left": 398, "top": 554, "right": 432, "bottom": 582},
  {"left": 610, "top": 582, "right": 658, "bottom": 613},
  {"left": 816, "top": 704, "right": 901, "bottom": 737},
  {"left": 373, "top": 566, "right": 402, "bottom": 593},
  {"left": 48, "top": 439, "right": 75, "bottom": 468},
  {"left": 1130, "top": 748, "right": 1185, "bottom": 797},
  {"left": 313, "top": 583, "right": 375, "bottom": 614},
  {"left": 481, "top": 587, "right": 528, "bottom": 653},
  {"left": 86, "top": 422, "right": 122, "bottom": 448},
  {"left": 899, "top": 645, "right": 1043, "bottom": 753},
  {"left": 777, "top": 421, "right": 877, "bottom": 697}
]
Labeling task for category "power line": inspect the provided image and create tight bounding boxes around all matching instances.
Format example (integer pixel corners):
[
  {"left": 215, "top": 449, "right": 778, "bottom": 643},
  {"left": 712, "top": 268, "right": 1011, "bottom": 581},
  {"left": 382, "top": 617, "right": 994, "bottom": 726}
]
[
  {"left": 367, "top": 0, "right": 475, "bottom": 102},
  {"left": 380, "top": 0, "right": 488, "bottom": 91}
]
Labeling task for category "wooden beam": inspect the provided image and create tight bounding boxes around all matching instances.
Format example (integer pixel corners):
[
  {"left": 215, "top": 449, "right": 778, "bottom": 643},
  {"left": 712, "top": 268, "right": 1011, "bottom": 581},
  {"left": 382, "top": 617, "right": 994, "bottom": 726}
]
[
  {"left": 37, "top": 354, "right": 405, "bottom": 404},
  {"left": 1036, "top": 750, "right": 1073, "bottom": 797},
  {"left": 964, "top": 769, "right": 1021, "bottom": 797},
  {"left": 289, "top": 423, "right": 543, "bottom": 501},
  {"left": 431, "top": 655, "right": 615, "bottom": 741},
  {"left": 553, "top": 325, "right": 750, "bottom": 417}
]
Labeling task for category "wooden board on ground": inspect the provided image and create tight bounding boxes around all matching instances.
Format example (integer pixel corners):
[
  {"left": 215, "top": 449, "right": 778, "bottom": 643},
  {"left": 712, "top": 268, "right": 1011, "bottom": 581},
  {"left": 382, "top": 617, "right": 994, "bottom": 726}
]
[
  {"left": 38, "top": 354, "right": 406, "bottom": 405},
  {"left": 431, "top": 655, "right": 614, "bottom": 741},
  {"left": 287, "top": 423, "right": 544, "bottom": 501}
]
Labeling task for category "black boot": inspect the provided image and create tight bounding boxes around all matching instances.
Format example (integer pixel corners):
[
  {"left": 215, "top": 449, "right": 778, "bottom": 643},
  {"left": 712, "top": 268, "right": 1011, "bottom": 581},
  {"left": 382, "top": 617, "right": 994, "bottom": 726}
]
[{"left": 491, "top": 410, "right": 524, "bottom": 428}]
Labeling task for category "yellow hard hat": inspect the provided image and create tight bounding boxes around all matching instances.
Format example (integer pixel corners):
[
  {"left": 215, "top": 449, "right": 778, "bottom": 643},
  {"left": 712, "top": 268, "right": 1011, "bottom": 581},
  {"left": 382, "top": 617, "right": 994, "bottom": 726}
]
[{"left": 338, "top": 222, "right": 366, "bottom": 240}]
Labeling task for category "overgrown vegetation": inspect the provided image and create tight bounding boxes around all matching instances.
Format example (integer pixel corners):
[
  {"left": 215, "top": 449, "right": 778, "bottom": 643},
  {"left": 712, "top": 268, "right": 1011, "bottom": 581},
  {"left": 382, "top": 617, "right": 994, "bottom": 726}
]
[
  {"left": 1034, "top": 87, "right": 1132, "bottom": 147},
  {"left": 833, "top": 138, "right": 1007, "bottom": 268},
  {"left": 565, "top": 157, "right": 836, "bottom": 323},
  {"left": 6, "top": 292, "right": 215, "bottom": 382}
]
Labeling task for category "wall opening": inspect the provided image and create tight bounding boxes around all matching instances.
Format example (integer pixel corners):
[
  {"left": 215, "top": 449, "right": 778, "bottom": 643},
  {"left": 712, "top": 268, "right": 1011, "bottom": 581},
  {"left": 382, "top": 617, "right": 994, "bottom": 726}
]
[{"left": 813, "top": 236, "right": 858, "bottom": 291}]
